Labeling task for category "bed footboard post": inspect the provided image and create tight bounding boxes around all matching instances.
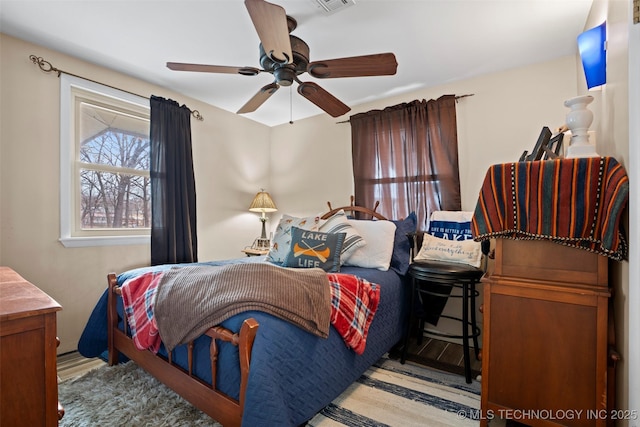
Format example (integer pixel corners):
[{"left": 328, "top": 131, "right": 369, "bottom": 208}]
[
  {"left": 238, "top": 318, "right": 259, "bottom": 413},
  {"left": 107, "top": 273, "right": 119, "bottom": 366}
]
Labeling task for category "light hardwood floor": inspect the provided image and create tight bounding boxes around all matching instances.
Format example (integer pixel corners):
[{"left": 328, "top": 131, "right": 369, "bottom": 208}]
[
  {"left": 57, "top": 351, "right": 106, "bottom": 382},
  {"left": 389, "top": 336, "right": 482, "bottom": 379}
]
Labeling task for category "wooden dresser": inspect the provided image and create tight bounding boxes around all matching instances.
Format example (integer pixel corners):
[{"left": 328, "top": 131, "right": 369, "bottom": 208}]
[
  {"left": 0, "top": 266, "right": 63, "bottom": 426},
  {"left": 480, "top": 239, "right": 612, "bottom": 427}
]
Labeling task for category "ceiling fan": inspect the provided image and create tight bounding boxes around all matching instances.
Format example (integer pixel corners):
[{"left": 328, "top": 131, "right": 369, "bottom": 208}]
[{"left": 166, "top": 0, "right": 398, "bottom": 118}]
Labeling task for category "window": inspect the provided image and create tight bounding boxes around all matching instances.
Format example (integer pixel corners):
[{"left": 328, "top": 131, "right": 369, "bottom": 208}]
[
  {"left": 350, "top": 97, "right": 461, "bottom": 231},
  {"left": 60, "top": 74, "right": 151, "bottom": 247},
  {"left": 358, "top": 127, "right": 442, "bottom": 210}
]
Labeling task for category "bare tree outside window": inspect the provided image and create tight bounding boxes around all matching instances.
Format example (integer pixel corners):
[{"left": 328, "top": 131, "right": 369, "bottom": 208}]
[{"left": 79, "top": 102, "right": 150, "bottom": 230}]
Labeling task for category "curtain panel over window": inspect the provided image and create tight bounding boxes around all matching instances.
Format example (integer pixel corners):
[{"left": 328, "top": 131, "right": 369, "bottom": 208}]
[
  {"left": 350, "top": 95, "right": 461, "bottom": 231},
  {"left": 150, "top": 96, "right": 198, "bottom": 265}
]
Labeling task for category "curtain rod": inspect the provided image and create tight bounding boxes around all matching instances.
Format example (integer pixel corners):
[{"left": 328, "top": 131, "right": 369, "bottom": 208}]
[
  {"left": 29, "top": 55, "right": 204, "bottom": 121},
  {"left": 335, "top": 93, "right": 475, "bottom": 124}
]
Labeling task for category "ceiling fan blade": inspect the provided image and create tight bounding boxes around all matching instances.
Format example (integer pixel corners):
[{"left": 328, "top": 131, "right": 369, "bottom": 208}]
[
  {"left": 237, "top": 82, "right": 280, "bottom": 114},
  {"left": 167, "top": 62, "right": 261, "bottom": 76},
  {"left": 244, "top": 0, "right": 292, "bottom": 64},
  {"left": 307, "top": 53, "right": 398, "bottom": 79},
  {"left": 297, "top": 82, "right": 350, "bottom": 117}
]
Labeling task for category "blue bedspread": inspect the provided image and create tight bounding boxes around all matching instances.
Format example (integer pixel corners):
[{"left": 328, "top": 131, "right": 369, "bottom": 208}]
[{"left": 78, "top": 257, "right": 407, "bottom": 426}]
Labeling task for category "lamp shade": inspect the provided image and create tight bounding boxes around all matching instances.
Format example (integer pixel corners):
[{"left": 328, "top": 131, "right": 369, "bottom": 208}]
[
  {"left": 249, "top": 191, "right": 277, "bottom": 213},
  {"left": 578, "top": 22, "right": 606, "bottom": 89}
]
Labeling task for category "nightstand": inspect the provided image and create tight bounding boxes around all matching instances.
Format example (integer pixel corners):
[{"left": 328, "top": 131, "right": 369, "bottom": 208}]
[{"left": 242, "top": 248, "right": 269, "bottom": 257}]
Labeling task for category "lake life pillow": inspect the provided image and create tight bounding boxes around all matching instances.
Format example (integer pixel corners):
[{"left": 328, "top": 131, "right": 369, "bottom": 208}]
[
  {"left": 319, "top": 209, "right": 366, "bottom": 264},
  {"left": 284, "top": 227, "right": 346, "bottom": 272},
  {"left": 267, "top": 214, "right": 321, "bottom": 264},
  {"left": 414, "top": 232, "right": 483, "bottom": 268}
]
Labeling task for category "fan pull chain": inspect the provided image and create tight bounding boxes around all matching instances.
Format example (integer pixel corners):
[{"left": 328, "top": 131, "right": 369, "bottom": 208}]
[{"left": 289, "top": 86, "right": 294, "bottom": 124}]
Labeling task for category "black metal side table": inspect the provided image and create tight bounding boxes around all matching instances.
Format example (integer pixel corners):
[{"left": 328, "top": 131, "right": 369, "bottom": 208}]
[{"left": 401, "top": 259, "right": 483, "bottom": 383}]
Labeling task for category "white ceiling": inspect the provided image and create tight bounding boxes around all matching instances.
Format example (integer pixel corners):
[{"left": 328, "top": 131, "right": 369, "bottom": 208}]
[{"left": 0, "top": 0, "right": 593, "bottom": 127}]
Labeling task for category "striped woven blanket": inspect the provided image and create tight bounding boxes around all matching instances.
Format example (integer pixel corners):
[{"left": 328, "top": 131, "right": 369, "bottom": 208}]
[{"left": 471, "top": 157, "right": 628, "bottom": 260}]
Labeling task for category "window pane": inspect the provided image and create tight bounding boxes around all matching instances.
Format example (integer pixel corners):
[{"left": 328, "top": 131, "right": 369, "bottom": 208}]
[
  {"left": 79, "top": 102, "right": 150, "bottom": 171},
  {"left": 80, "top": 169, "right": 150, "bottom": 229}
]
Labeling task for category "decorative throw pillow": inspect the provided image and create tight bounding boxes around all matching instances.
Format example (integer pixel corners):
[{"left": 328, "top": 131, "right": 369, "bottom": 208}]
[
  {"left": 267, "top": 214, "right": 321, "bottom": 264},
  {"left": 390, "top": 212, "right": 417, "bottom": 275},
  {"left": 414, "top": 232, "right": 482, "bottom": 268},
  {"left": 319, "top": 209, "right": 366, "bottom": 264},
  {"left": 428, "top": 211, "right": 474, "bottom": 241},
  {"left": 343, "top": 220, "right": 397, "bottom": 271},
  {"left": 284, "top": 227, "right": 345, "bottom": 272}
]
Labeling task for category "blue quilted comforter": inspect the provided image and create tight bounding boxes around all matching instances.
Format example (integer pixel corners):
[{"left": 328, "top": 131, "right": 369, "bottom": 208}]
[{"left": 78, "top": 257, "right": 407, "bottom": 426}]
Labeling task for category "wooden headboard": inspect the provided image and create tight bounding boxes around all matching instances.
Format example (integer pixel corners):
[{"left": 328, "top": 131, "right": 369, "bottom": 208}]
[{"left": 321, "top": 195, "right": 387, "bottom": 220}]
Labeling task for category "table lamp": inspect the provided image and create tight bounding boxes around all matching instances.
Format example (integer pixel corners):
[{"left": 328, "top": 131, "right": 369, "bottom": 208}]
[{"left": 249, "top": 190, "right": 277, "bottom": 249}]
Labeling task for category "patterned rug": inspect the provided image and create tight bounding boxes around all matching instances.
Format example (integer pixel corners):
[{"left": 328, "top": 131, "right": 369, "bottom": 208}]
[
  {"left": 309, "top": 356, "right": 481, "bottom": 426},
  {"left": 58, "top": 355, "right": 481, "bottom": 426}
]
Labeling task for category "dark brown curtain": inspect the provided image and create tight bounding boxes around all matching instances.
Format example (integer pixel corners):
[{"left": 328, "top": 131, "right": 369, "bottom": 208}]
[
  {"left": 350, "top": 95, "right": 461, "bottom": 231},
  {"left": 150, "top": 96, "right": 198, "bottom": 265}
]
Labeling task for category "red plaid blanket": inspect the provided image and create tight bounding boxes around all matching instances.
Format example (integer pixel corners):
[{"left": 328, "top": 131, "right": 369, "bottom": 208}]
[
  {"left": 327, "top": 273, "right": 380, "bottom": 355},
  {"left": 120, "top": 271, "right": 163, "bottom": 353},
  {"left": 121, "top": 269, "right": 380, "bottom": 355}
]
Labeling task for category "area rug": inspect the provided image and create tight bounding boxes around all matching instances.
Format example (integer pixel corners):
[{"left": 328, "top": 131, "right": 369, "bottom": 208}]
[{"left": 59, "top": 355, "right": 481, "bottom": 427}]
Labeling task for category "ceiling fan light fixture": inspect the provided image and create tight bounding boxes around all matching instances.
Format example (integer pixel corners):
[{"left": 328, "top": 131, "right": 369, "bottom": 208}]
[{"left": 274, "top": 67, "right": 295, "bottom": 86}]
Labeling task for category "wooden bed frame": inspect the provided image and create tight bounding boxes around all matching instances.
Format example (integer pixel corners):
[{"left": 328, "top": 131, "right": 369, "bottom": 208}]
[
  {"left": 106, "top": 200, "right": 385, "bottom": 427},
  {"left": 107, "top": 272, "right": 258, "bottom": 427}
]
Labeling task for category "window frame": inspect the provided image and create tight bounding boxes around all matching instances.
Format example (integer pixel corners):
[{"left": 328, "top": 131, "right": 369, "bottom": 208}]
[{"left": 59, "top": 74, "right": 151, "bottom": 248}]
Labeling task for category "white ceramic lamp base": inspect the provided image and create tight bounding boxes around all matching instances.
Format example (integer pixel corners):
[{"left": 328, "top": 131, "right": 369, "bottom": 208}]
[
  {"left": 564, "top": 95, "right": 599, "bottom": 158},
  {"left": 565, "top": 131, "right": 599, "bottom": 158}
]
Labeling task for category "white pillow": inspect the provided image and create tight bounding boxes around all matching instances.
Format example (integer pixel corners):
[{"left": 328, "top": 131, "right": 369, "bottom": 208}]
[
  {"left": 267, "top": 214, "right": 320, "bottom": 264},
  {"left": 414, "top": 233, "right": 482, "bottom": 268},
  {"left": 319, "top": 209, "right": 366, "bottom": 264},
  {"left": 343, "top": 220, "right": 397, "bottom": 271}
]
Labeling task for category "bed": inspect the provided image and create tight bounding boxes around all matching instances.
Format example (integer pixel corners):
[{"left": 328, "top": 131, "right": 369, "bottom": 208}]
[{"left": 77, "top": 202, "right": 417, "bottom": 427}]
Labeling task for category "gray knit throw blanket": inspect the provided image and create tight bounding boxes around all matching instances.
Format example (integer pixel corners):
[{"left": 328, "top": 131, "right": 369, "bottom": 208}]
[{"left": 154, "top": 263, "right": 331, "bottom": 350}]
